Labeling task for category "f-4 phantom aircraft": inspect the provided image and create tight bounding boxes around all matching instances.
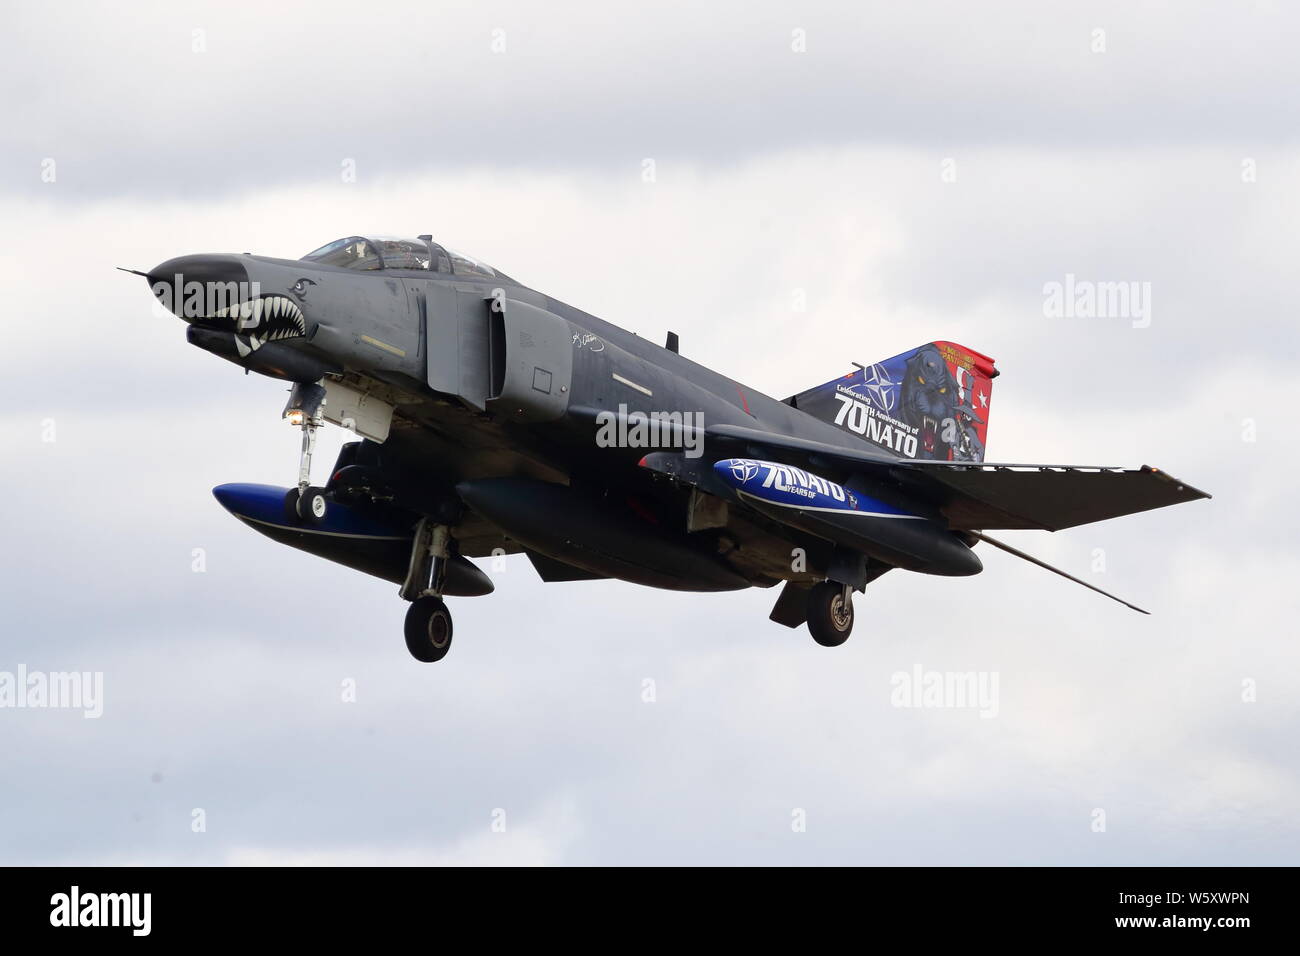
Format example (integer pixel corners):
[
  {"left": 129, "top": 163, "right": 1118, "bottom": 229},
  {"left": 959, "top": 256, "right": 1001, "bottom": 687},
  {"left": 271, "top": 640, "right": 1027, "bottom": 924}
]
[{"left": 133, "top": 235, "right": 1209, "bottom": 662}]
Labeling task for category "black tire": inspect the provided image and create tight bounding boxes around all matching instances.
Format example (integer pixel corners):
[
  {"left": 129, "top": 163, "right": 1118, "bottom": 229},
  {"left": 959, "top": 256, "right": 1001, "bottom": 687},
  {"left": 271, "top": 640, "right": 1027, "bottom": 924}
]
[
  {"left": 807, "top": 581, "right": 854, "bottom": 647},
  {"left": 296, "top": 486, "right": 328, "bottom": 524},
  {"left": 404, "top": 596, "right": 453, "bottom": 663}
]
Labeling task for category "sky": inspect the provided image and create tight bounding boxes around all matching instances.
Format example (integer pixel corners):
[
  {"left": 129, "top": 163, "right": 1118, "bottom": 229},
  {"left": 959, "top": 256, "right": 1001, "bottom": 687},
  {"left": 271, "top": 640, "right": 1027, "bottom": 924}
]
[{"left": 0, "top": 0, "right": 1295, "bottom": 865}]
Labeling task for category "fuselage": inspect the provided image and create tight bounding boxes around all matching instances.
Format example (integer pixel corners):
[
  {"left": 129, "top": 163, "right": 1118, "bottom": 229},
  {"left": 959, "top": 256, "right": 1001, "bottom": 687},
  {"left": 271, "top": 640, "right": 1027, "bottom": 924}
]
[{"left": 147, "top": 237, "right": 981, "bottom": 591}]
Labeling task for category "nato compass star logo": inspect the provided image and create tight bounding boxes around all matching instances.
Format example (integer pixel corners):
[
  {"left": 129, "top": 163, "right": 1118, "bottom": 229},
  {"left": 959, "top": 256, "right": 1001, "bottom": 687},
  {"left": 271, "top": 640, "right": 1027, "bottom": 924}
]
[
  {"left": 861, "top": 363, "right": 898, "bottom": 413},
  {"left": 729, "top": 459, "right": 761, "bottom": 483}
]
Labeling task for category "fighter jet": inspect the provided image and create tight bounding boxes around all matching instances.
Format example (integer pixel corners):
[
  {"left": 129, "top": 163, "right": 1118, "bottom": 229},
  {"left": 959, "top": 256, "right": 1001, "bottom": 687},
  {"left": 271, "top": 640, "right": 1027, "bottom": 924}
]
[{"left": 132, "top": 235, "right": 1210, "bottom": 662}]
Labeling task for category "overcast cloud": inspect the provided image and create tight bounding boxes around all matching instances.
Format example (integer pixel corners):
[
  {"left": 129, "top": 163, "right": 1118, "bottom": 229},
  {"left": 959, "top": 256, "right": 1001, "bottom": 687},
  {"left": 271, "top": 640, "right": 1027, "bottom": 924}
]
[{"left": 0, "top": 1, "right": 1295, "bottom": 865}]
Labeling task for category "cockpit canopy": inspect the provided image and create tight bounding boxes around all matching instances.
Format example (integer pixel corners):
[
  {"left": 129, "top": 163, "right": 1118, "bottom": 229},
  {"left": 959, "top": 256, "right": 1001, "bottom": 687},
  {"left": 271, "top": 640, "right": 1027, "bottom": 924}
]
[{"left": 301, "top": 236, "right": 496, "bottom": 278}]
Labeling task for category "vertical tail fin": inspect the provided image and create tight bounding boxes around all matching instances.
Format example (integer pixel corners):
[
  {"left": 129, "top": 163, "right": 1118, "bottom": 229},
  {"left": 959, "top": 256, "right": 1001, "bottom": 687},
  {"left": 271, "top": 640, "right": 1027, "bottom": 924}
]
[{"left": 789, "top": 341, "right": 998, "bottom": 461}]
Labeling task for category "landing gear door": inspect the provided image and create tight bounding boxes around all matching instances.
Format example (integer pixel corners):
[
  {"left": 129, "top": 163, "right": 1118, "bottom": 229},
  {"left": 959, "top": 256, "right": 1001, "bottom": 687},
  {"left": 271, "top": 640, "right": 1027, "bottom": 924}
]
[{"left": 485, "top": 299, "right": 573, "bottom": 422}]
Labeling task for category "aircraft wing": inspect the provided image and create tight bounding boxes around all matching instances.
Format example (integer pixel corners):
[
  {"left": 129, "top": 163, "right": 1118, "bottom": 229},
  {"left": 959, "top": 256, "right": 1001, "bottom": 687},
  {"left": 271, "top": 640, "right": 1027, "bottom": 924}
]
[
  {"left": 705, "top": 424, "right": 1210, "bottom": 532},
  {"left": 880, "top": 460, "right": 1210, "bottom": 531}
]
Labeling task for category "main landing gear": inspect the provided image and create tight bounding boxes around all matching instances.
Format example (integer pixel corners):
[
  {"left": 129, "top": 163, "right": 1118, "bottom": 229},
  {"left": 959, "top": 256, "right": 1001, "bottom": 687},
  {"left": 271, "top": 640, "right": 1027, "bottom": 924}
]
[
  {"left": 806, "top": 581, "right": 854, "bottom": 647},
  {"left": 404, "top": 595, "right": 453, "bottom": 663},
  {"left": 282, "top": 382, "right": 330, "bottom": 524},
  {"left": 400, "top": 518, "right": 455, "bottom": 662},
  {"left": 276, "top": 382, "right": 457, "bottom": 664}
]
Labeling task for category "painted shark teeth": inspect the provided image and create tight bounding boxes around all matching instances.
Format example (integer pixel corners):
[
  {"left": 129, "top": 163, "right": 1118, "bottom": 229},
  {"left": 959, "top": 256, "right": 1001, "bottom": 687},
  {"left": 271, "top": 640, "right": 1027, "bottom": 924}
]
[{"left": 209, "top": 294, "right": 306, "bottom": 349}]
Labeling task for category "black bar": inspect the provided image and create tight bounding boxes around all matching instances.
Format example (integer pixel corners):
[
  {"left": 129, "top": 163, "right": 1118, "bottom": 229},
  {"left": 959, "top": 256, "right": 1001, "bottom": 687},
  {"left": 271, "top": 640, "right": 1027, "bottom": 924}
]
[{"left": 0, "top": 866, "right": 1285, "bottom": 942}]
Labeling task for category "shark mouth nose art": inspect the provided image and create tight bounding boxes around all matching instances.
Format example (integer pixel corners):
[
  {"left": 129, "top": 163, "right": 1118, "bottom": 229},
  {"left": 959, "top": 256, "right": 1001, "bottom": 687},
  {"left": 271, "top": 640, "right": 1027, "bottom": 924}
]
[{"left": 206, "top": 295, "right": 307, "bottom": 354}]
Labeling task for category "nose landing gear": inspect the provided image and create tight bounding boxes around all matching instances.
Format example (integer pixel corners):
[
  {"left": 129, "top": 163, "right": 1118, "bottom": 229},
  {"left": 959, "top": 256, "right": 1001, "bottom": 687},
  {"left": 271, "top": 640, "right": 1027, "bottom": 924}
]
[{"left": 282, "top": 382, "right": 330, "bottom": 524}]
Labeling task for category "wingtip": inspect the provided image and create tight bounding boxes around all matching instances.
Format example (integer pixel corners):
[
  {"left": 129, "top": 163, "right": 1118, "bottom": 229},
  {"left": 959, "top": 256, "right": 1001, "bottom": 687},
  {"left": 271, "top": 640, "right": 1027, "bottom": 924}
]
[{"left": 1142, "top": 464, "right": 1212, "bottom": 501}]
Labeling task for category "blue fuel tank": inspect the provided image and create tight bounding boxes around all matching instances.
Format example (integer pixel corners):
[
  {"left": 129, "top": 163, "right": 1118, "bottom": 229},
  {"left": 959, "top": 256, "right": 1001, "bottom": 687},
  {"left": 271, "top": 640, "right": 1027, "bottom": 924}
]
[
  {"left": 712, "top": 459, "right": 981, "bottom": 576},
  {"left": 212, "top": 483, "right": 494, "bottom": 594}
]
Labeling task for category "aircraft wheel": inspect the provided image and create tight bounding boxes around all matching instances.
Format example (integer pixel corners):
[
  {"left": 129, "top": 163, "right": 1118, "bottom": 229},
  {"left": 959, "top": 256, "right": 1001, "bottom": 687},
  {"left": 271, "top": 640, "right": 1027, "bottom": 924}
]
[
  {"left": 807, "top": 582, "right": 853, "bottom": 647},
  {"left": 295, "top": 486, "right": 329, "bottom": 524},
  {"left": 404, "top": 596, "right": 453, "bottom": 663}
]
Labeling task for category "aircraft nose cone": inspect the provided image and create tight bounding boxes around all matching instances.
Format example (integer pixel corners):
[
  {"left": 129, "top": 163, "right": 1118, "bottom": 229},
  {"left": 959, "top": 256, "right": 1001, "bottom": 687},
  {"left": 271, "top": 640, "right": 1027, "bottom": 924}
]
[{"left": 146, "top": 254, "right": 250, "bottom": 321}]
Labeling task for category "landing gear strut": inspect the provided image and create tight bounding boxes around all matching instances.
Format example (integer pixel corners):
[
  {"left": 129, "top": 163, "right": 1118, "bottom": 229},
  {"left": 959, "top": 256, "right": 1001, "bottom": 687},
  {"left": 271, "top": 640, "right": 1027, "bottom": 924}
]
[
  {"left": 807, "top": 581, "right": 854, "bottom": 647},
  {"left": 282, "top": 382, "right": 329, "bottom": 524},
  {"left": 400, "top": 518, "right": 455, "bottom": 662}
]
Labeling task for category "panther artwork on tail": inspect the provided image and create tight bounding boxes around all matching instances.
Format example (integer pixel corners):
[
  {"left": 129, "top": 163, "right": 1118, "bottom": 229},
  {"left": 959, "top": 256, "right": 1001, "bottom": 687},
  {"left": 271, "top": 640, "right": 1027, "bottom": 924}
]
[{"left": 793, "top": 340, "right": 997, "bottom": 462}]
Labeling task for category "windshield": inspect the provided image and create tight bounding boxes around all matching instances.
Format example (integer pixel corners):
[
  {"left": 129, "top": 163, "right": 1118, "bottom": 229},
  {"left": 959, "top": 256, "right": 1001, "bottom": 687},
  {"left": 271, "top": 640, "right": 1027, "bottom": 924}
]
[
  {"left": 447, "top": 247, "right": 495, "bottom": 279},
  {"left": 301, "top": 235, "right": 497, "bottom": 277},
  {"left": 301, "top": 237, "right": 382, "bottom": 271},
  {"left": 371, "top": 237, "right": 434, "bottom": 271}
]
